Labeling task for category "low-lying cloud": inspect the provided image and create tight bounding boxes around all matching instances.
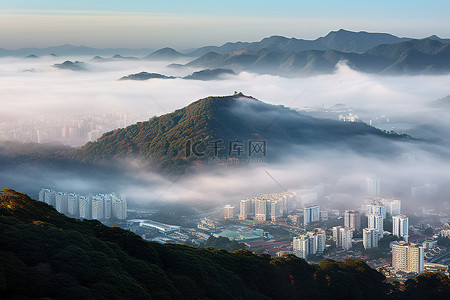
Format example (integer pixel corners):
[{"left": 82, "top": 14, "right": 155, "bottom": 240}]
[{"left": 1, "top": 57, "right": 450, "bottom": 214}]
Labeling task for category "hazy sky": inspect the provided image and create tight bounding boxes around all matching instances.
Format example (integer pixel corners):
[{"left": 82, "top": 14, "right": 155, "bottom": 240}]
[{"left": 1, "top": 1, "right": 450, "bottom": 49}]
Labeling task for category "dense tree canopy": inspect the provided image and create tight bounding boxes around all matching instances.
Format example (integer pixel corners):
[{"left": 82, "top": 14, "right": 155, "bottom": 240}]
[{"left": 0, "top": 188, "right": 448, "bottom": 299}]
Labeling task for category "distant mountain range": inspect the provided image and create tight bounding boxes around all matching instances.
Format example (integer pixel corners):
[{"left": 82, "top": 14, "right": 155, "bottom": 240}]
[
  {"left": 2, "top": 29, "right": 448, "bottom": 59},
  {"left": 187, "top": 29, "right": 417, "bottom": 57},
  {"left": 119, "top": 69, "right": 235, "bottom": 81},
  {"left": 72, "top": 93, "right": 407, "bottom": 172},
  {"left": 0, "top": 44, "right": 155, "bottom": 57},
  {"left": 181, "top": 38, "right": 450, "bottom": 75}
]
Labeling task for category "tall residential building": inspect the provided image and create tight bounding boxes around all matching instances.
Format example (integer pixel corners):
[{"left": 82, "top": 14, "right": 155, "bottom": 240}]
[
  {"left": 41, "top": 189, "right": 56, "bottom": 206},
  {"left": 368, "top": 213, "right": 384, "bottom": 236},
  {"left": 293, "top": 235, "right": 310, "bottom": 259},
  {"left": 365, "top": 176, "right": 380, "bottom": 196},
  {"left": 91, "top": 195, "right": 104, "bottom": 220},
  {"left": 223, "top": 205, "right": 234, "bottom": 219},
  {"left": 304, "top": 205, "right": 320, "bottom": 225},
  {"left": 104, "top": 196, "right": 112, "bottom": 220},
  {"left": 293, "top": 228, "right": 326, "bottom": 259},
  {"left": 112, "top": 194, "right": 127, "bottom": 220},
  {"left": 392, "top": 242, "right": 424, "bottom": 274},
  {"left": 384, "top": 199, "right": 401, "bottom": 216},
  {"left": 393, "top": 215, "right": 409, "bottom": 242},
  {"left": 239, "top": 199, "right": 253, "bottom": 220},
  {"left": 254, "top": 198, "right": 269, "bottom": 221},
  {"left": 270, "top": 200, "right": 283, "bottom": 222},
  {"left": 79, "top": 196, "right": 91, "bottom": 219},
  {"left": 332, "top": 226, "right": 353, "bottom": 250},
  {"left": 55, "top": 192, "right": 68, "bottom": 214},
  {"left": 367, "top": 203, "right": 386, "bottom": 219},
  {"left": 363, "top": 228, "right": 379, "bottom": 249},
  {"left": 67, "top": 193, "right": 79, "bottom": 216},
  {"left": 344, "top": 210, "right": 361, "bottom": 231},
  {"left": 340, "top": 227, "right": 353, "bottom": 250}
]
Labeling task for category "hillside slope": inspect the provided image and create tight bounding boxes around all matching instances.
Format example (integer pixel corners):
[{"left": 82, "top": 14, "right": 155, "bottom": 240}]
[
  {"left": 72, "top": 94, "right": 404, "bottom": 172},
  {"left": 1, "top": 188, "right": 449, "bottom": 299}
]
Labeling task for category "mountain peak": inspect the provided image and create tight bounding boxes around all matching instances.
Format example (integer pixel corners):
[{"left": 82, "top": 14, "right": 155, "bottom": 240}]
[{"left": 74, "top": 94, "right": 402, "bottom": 173}]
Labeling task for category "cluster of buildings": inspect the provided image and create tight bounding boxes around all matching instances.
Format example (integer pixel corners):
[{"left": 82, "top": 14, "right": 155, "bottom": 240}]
[
  {"left": 361, "top": 198, "right": 407, "bottom": 249},
  {"left": 237, "top": 192, "right": 297, "bottom": 222},
  {"left": 38, "top": 188, "right": 127, "bottom": 220},
  {"left": 0, "top": 111, "right": 146, "bottom": 147},
  {"left": 293, "top": 228, "right": 326, "bottom": 258}
]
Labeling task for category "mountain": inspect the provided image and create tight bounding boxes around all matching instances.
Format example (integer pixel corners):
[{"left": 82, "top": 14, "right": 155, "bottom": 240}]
[
  {"left": 183, "top": 68, "right": 236, "bottom": 80},
  {"left": 120, "top": 72, "right": 176, "bottom": 80},
  {"left": 1, "top": 188, "right": 448, "bottom": 299},
  {"left": 366, "top": 39, "right": 450, "bottom": 74},
  {"left": 53, "top": 60, "right": 86, "bottom": 71},
  {"left": 73, "top": 94, "right": 406, "bottom": 172},
  {"left": 143, "top": 47, "right": 185, "bottom": 60},
  {"left": 317, "top": 29, "right": 410, "bottom": 53},
  {"left": 183, "top": 38, "right": 450, "bottom": 76},
  {"left": 0, "top": 44, "right": 154, "bottom": 57},
  {"left": 188, "top": 29, "right": 411, "bottom": 57}
]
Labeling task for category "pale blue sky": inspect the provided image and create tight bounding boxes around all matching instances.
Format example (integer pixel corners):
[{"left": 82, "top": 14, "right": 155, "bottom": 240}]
[{"left": 0, "top": 1, "right": 449, "bottom": 49}]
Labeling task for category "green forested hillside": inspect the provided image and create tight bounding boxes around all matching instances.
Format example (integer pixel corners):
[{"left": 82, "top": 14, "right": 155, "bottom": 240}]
[
  {"left": 0, "top": 189, "right": 449, "bottom": 299},
  {"left": 1, "top": 188, "right": 449, "bottom": 299},
  {"left": 73, "top": 94, "right": 401, "bottom": 173}
]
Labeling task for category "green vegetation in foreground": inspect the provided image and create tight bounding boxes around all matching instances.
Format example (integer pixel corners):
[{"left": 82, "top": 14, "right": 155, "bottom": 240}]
[{"left": 0, "top": 188, "right": 448, "bottom": 300}]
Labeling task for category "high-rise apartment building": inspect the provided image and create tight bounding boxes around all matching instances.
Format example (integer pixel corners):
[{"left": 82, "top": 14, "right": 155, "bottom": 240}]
[
  {"left": 304, "top": 205, "right": 320, "bottom": 225},
  {"left": 67, "top": 193, "right": 79, "bottom": 216},
  {"left": 365, "top": 176, "right": 380, "bottom": 196},
  {"left": 344, "top": 210, "right": 361, "bottom": 231},
  {"left": 367, "top": 213, "right": 384, "bottom": 236},
  {"left": 363, "top": 228, "right": 379, "bottom": 249},
  {"left": 112, "top": 194, "right": 127, "bottom": 220},
  {"left": 384, "top": 199, "right": 401, "bottom": 216},
  {"left": 79, "top": 196, "right": 91, "bottom": 219},
  {"left": 332, "top": 226, "right": 353, "bottom": 250},
  {"left": 239, "top": 199, "right": 253, "bottom": 220},
  {"left": 392, "top": 215, "right": 409, "bottom": 242},
  {"left": 223, "top": 205, "right": 234, "bottom": 219},
  {"left": 254, "top": 198, "right": 269, "bottom": 222},
  {"left": 55, "top": 192, "right": 68, "bottom": 214},
  {"left": 367, "top": 203, "right": 386, "bottom": 219},
  {"left": 293, "top": 228, "right": 326, "bottom": 258},
  {"left": 392, "top": 242, "right": 424, "bottom": 274}
]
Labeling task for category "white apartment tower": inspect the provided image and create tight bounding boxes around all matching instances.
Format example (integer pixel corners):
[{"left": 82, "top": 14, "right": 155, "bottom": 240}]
[
  {"left": 367, "top": 203, "right": 386, "bottom": 219},
  {"left": 384, "top": 199, "right": 401, "bottom": 216},
  {"left": 239, "top": 199, "right": 253, "bottom": 220},
  {"left": 393, "top": 215, "right": 409, "bottom": 242},
  {"left": 79, "top": 196, "right": 91, "bottom": 219},
  {"left": 363, "top": 228, "right": 379, "bottom": 249},
  {"left": 365, "top": 176, "right": 380, "bottom": 196},
  {"left": 368, "top": 213, "right": 384, "bottom": 236},
  {"left": 304, "top": 205, "right": 320, "bottom": 225},
  {"left": 254, "top": 198, "right": 269, "bottom": 222},
  {"left": 344, "top": 210, "right": 361, "bottom": 231},
  {"left": 223, "top": 205, "right": 234, "bottom": 219},
  {"left": 293, "top": 228, "right": 326, "bottom": 259},
  {"left": 67, "top": 193, "right": 79, "bottom": 216},
  {"left": 332, "top": 226, "right": 353, "bottom": 250},
  {"left": 55, "top": 192, "right": 68, "bottom": 214},
  {"left": 91, "top": 195, "right": 104, "bottom": 220},
  {"left": 112, "top": 194, "right": 127, "bottom": 220}
]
